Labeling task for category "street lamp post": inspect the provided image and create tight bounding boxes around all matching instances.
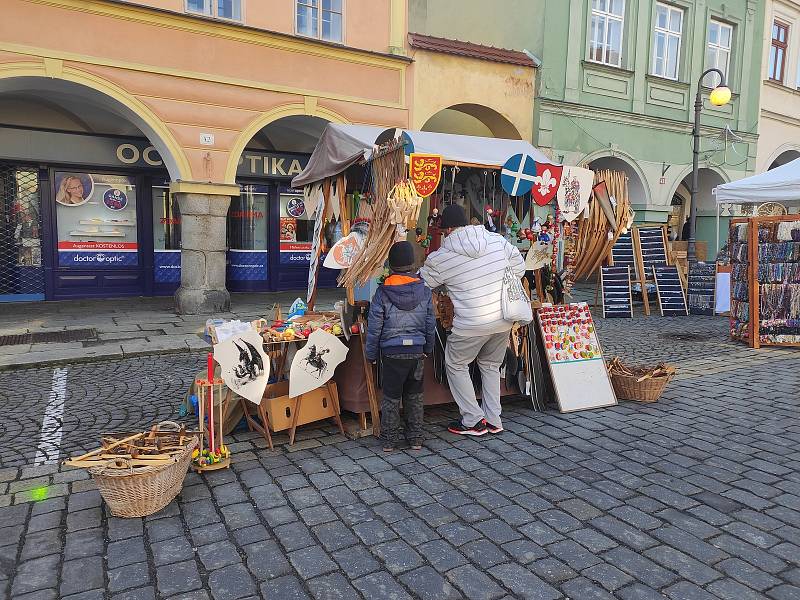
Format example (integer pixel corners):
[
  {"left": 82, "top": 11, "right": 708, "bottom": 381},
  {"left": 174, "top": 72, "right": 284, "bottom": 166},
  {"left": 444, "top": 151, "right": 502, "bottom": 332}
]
[{"left": 688, "top": 68, "right": 732, "bottom": 263}]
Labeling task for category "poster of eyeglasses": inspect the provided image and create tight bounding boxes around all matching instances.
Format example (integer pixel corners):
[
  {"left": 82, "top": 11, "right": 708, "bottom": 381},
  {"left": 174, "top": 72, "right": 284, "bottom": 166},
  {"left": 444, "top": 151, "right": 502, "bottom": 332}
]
[{"left": 55, "top": 172, "right": 138, "bottom": 267}]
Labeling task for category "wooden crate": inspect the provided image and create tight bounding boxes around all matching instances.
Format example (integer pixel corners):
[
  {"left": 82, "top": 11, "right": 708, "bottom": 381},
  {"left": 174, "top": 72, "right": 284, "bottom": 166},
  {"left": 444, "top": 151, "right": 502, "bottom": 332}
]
[{"left": 265, "top": 383, "right": 339, "bottom": 432}]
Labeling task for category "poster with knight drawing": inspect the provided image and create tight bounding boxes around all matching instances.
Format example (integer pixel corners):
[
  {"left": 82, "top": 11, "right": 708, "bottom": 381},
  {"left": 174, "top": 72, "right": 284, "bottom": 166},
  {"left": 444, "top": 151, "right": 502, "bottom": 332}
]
[{"left": 289, "top": 329, "right": 349, "bottom": 398}]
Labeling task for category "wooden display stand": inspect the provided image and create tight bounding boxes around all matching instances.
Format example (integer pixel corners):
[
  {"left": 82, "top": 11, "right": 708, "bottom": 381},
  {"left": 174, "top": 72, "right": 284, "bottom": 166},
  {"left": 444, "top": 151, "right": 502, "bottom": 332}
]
[
  {"left": 192, "top": 377, "right": 231, "bottom": 472},
  {"left": 730, "top": 215, "right": 800, "bottom": 349},
  {"left": 239, "top": 338, "right": 346, "bottom": 446}
]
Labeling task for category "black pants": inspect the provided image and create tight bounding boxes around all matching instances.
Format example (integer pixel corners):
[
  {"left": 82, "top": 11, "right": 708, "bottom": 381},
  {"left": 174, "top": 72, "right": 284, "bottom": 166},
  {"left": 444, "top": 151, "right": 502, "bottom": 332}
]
[{"left": 380, "top": 355, "right": 425, "bottom": 445}]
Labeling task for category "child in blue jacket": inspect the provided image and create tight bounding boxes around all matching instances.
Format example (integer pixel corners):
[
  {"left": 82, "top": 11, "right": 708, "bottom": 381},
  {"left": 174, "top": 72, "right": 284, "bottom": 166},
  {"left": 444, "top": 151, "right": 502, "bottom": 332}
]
[{"left": 365, "top": 241, "right": 435, "bottom": 451}]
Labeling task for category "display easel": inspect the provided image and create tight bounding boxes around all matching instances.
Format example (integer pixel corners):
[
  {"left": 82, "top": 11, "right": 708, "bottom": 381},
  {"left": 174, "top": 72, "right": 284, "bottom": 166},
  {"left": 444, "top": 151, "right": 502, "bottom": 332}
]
[
  {"left": 729, "top": 215, "right": 800, "bottom": 349},
  {"left": 632, "top": 225, "right": 672, "bottom": 316}
]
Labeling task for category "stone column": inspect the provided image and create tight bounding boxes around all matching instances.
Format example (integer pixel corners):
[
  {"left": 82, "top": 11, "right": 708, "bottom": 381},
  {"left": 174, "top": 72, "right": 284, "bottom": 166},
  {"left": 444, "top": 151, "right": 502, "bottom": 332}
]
[{"left": 174, "top": 192, "right": 231, "bottom": 314}]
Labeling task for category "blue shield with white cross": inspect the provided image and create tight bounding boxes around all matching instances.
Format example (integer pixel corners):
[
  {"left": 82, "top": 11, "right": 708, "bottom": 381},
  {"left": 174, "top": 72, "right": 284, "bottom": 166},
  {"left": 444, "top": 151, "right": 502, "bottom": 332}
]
[{"left": 501, "top": 153, "right": 537, "bottom": 197}]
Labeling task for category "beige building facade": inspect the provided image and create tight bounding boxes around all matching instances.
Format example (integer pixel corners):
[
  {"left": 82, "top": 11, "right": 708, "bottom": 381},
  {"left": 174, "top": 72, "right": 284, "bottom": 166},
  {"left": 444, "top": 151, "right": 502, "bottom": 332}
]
[{"left": 758, "top": 0, "right": 800, "bottom": 173}]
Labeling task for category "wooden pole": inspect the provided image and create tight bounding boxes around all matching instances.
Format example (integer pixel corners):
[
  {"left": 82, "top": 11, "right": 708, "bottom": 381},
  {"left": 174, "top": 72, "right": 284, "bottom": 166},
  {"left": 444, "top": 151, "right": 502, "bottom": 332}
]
[{"left": 632, "top": 226, "right": 651, "bottom": 316}]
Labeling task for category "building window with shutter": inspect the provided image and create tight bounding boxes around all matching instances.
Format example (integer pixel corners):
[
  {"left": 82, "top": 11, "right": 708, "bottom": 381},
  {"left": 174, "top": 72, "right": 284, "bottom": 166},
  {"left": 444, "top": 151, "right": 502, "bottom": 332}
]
[{"left": 769, "top": 21, "right": 789, "bottom": 83}]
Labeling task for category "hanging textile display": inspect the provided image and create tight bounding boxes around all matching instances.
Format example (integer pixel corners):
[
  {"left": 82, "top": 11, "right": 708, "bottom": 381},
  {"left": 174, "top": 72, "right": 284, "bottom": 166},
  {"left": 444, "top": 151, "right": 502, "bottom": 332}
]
[{"left": 556, "top": 166, "right": 594, "bottom": 221}]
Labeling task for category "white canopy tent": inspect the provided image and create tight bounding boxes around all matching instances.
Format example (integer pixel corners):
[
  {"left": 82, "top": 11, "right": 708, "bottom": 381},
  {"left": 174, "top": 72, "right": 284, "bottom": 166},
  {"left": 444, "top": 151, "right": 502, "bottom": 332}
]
[
  {"left": 713, "top": 157, "right": 800, "bottom": 251},
  {"left": 291, "top": 123, "right": 553, "bottom": 188}
]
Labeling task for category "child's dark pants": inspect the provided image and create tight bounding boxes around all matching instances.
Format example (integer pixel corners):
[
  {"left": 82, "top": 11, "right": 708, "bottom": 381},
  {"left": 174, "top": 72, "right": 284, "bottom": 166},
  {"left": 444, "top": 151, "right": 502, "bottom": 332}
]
[{"left": 380, "top": 355, "right": 425, "bottom": 445}]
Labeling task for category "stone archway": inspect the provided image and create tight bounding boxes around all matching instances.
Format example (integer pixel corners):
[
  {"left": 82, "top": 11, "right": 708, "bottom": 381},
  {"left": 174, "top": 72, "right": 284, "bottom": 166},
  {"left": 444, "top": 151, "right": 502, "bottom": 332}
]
[
  {"left": 0, "top": 68, "right": 190, "bottom": 181},
  {"left": 421, "top": 103, "right": 522, "bottom": 139},
  {"left": 585, "top": 154, "right": 650, "bottom": 207},
  {"left": 768, "top": 149, "right": 800, "bottom": 170}
]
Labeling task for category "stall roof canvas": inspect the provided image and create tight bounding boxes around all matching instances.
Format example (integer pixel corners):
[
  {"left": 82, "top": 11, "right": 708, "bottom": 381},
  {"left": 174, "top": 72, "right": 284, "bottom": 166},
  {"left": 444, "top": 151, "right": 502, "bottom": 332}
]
[
  {"left": 291, "top": 124, "right": 553, "bottom": 188},
  {"left": 715, "top": 158, "right": 800, "bottom": 204}
]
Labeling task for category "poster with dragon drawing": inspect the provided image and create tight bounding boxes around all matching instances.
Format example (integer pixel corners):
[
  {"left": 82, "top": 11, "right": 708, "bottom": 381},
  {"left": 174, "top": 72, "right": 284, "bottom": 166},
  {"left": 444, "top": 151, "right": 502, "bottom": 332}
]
[
  {"left": 557, "top": 166, "right": 594, "bottom": 222},
  {"left": 289, "top": 329, "right": 348, "bottom": 398},
  {"left": 214, "top": 328, "right": 270, "bottom": 404}
]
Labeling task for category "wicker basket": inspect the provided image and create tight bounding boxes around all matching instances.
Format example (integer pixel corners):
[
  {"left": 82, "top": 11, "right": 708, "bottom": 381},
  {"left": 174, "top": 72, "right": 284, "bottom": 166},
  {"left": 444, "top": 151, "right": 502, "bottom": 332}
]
[
  {"left": 88, "top": 436, "right": 198, "bottom": 518},
  {"left": 610, "top": 372, "right": 674, "bottom": 403}
]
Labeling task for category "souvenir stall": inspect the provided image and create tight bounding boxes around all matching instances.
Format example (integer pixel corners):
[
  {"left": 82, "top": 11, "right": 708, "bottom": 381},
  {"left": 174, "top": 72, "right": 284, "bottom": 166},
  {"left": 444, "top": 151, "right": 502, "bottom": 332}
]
[
  {"left": 291, "top": 124, "right": 637, "bottom": 429},
  {"left": 715, "top": 158, "right": 800, "bottom": 324}
]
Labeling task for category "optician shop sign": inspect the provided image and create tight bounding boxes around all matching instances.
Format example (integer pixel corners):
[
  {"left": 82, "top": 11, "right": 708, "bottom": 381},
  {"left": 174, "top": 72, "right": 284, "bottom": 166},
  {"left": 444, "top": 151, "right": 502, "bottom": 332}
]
[
  {"left": 236, "top": 152, "right": 309, "bottom": 179},
  {"left": 0, "top": 127, "right": 164, "bottom": 170}
]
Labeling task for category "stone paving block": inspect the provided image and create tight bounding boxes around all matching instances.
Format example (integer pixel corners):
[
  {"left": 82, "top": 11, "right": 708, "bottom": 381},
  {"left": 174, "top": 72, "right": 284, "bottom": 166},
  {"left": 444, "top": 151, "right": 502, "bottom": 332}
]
[
  {"left": 768, "top": 584, "right": 800, "bottom": 600},
  {"left": 590, "top": 515, "right": 658, "bottom": 551},
  {"left": 707, "top": 577, "right": 767, "bottom": 600},
  {"left": 664, "top": 581, "right": 718, "bottom": 600},
  {"left": 107, "top": 562, "right": 150, "bottom": 594},
  {"left": 197, "top": 540, "right": 242, "bottom": 571},
  {"left": 353, "top": 571, "right": 412, "bottom": 600},
  {"left": 61, "top": 591, "right": 105, "bottom": 600},
  {"left": 60, "top": 556, "right": 104, "bottom": 597},
  {"left": 156, "top": 559, "right": 202, "bottom": 597},
  {"left": 717, "top": 557, "right": 782, "bottom": 591},
  {"left": 274, "top": 521, "right": 316, "bottom": 552},
  {"left": 643, "top": 545, "right": 722, "bottom": 585},
  {"left": 562, "top": 576, "right": 616, "bottom": 600},
  {"left": 353, "top": 518, "right": 398, "bottom": 545},
  {"left": 399, "top": 566, "right": 463, "bottom": 600},
  {"left": 107, "top": 537, "right": 147, "bottom": 569},
  {"left": 306, "top": 573, "right": 361, "bottom": 600},
  {"left": 371, "top": 539, "right": 424, "bottom": 575},
  {"left": 243, "top": 540, "right": 292, "bottom": 581},
  {"left": 712, "top": 534, "right": 787, "bottom": 573},
  {"left": 444, "top": 564, "right": 506, "bottom": 600},
  {"left": 152, "top": 535, "right": 195, "bottom": 566},
  {"left": 11, "top": 555, "right": 59, "bottom": 595},
  {"left": 259, "top": 575, "right": 311, "bottom": 599},
  {"left": 288, "top": 545, "right": 338, "bottom": 579},
  {"left": 331, "top": 544, "right": 382, "bottom": 579},
  {"left": 603, "top": 546, "right": 678, "bottom": 589},
  {"left": 582, "top": 562, "right": 634, "bottom": 592},
  {"left": 616, "top": 583, "right": 673, "bottom": 600},
  {"left": 493, "top": 562, "right": 561, "bottom": 600},
  {"left": 20, "top": 530, "right": 63, "bottom": 561},
  {"left": 391, "top": 516, "right": 438, "bottom": 545},
  {"left": 653, "top": 525, "right": 727, "bottom": 563},
  {"left": 207, "top": 564, "right": 256, "bottom": 600}
]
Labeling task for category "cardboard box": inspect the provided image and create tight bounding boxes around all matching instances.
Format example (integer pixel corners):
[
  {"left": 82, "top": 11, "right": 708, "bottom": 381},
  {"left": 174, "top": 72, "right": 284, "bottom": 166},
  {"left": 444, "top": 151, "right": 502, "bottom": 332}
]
[{"left": 265, "top": 382, "right": 338, "bottom": 432}]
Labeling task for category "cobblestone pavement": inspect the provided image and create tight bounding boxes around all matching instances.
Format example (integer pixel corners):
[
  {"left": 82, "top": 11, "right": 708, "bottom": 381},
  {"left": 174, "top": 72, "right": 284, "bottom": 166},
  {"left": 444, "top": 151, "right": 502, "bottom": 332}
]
[{"left": 2, "top": 310, "right": 800, "bottom": 599}]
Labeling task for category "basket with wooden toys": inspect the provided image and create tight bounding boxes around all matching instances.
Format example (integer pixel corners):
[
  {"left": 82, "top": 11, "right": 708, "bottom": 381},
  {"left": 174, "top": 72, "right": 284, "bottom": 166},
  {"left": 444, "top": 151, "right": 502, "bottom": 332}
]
[
  {"left": 607, "top": 357, "right": 676, "bottom": 403},
  {"left": 63, "top": 421, "right": 198, "bottom": 518}
]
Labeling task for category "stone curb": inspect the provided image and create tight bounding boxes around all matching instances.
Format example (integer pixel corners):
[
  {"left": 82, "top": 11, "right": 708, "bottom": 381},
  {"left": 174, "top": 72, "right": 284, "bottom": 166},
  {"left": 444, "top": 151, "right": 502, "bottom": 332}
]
[{"left": 0, "top": 344, "right": 209, "bottom": 372}]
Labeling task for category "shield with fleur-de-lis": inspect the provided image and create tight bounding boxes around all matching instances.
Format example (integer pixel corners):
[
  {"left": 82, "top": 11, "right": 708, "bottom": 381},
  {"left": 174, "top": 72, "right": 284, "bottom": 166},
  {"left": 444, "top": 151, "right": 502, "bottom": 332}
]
[{"left": 531, "top": 162, "right": 563, "bottom": 206}]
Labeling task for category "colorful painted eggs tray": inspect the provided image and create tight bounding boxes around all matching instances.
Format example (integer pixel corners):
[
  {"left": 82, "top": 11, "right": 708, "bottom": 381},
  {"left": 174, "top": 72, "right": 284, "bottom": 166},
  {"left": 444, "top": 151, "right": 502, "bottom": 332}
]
[{"left": 537, "top": 302, "right": 602, "bottom": 364}]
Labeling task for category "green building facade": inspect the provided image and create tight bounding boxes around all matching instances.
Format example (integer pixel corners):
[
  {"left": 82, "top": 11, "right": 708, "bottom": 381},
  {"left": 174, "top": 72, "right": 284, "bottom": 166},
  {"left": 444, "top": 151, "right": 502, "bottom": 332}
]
[{"left": 410, "top": 0, "right": 766, "bottom": 253}]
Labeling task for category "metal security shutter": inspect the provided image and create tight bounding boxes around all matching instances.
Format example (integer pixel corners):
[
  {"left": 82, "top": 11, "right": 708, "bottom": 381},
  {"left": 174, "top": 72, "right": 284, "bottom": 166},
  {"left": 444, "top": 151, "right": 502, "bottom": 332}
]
[{"left": 0, "top": 164, "right": 45, "bottom": 298}]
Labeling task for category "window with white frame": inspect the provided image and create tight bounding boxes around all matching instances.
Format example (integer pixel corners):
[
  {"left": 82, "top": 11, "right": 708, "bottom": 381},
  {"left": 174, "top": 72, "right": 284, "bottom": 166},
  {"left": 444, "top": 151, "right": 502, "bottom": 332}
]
[
  {"left": 589, "top": 0, "right": 625, "bottom": 67},
  {"left": 705, "top": 19, "right": 733, "bottom": 86},
  {"left": 651, "top": 3, "right": 683, "bottom": 80},
  {"left": 296, "top": 0, "right": 343, "bottom": 43},
  {"left": 186, "top": 0, "right": 242, "bottom": 21}
]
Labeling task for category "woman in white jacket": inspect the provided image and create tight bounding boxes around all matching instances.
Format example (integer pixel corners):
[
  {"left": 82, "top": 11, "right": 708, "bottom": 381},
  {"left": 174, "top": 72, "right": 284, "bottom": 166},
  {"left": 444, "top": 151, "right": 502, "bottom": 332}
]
[{"left": 420, "top": 205, "right": 525, "bottom": 436}]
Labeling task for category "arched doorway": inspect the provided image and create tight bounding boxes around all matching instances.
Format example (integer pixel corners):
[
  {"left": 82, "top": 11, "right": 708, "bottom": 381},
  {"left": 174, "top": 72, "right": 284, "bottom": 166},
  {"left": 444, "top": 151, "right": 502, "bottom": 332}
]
[
  {"left": 226, "top": 114, "right": 339, "bottom": 292},
  {"left": 586, "top": 155, "right": 649, "bottom": 207},
  {"left": 0, "top": 76, "right": 184, "bottom": 301},
  {"left": 675, "top": 167, "right": 727, "bottom": 255},
  {"left": 421, "top": 104, "right": 522, "bottom": 139},
  {"left": 769, "top": 149, "right": 800, "bottom": 170}
]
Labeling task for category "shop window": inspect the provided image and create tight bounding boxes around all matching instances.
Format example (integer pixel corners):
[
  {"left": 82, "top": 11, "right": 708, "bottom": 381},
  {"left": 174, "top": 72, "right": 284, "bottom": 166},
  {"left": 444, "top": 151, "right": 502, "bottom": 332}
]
[
  {"left": 651, "top": 3, "right": 683, "bottom": 80},
  {"left": 589, "top": 0, "right": 625, "bottom": 68},
  {"left": 152, "top": 185, "right": 181, "bottom": 251},
  {"left": 705, "top": 19, "right": 733, "bottom": 86},
  {"left": 279, "top": 190, "right": 313, "bottom": 252},
  {"left": 186, "top": 0, "right": 242, "bottom": 21},
  {"left": 0, "top": 165, "right": 43, "bottom": 296},
  {"left": 296, "top": 0, "right": 343, "bottom": 43},
  {"left": 229, "top": 185, "right": 268, "bottom": 251},
  {"left": 55, "top": 172, "right": 139, "bottom": 268},
  {"left": 769, "top": 21, "right": 789, "bottom": 83}
]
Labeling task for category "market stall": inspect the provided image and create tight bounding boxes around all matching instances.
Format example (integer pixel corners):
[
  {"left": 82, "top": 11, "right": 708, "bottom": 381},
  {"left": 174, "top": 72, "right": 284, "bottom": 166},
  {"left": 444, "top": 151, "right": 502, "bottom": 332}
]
[
  {"left": 288, "top": 124, "right": 632, "bottom": 432},
  {"left": 714, "top": 158, "right": 800, "bottom": 329}
]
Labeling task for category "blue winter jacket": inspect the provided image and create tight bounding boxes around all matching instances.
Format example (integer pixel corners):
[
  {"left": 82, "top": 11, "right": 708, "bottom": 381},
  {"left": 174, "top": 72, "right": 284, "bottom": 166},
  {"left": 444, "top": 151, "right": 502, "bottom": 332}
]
[{"left": 365, "top": 273, "right": 435, "bottom": 361}]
